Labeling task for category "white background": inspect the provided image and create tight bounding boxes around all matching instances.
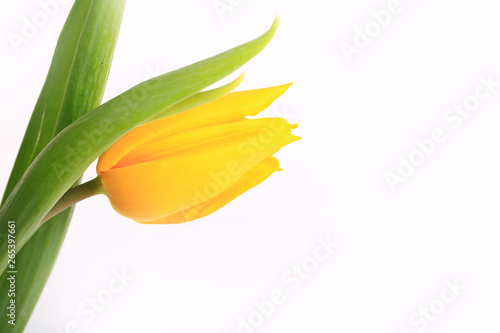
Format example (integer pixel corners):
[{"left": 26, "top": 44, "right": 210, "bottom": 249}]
[{"left": 1, "top": 0, "right": 500, "bottom": 332}]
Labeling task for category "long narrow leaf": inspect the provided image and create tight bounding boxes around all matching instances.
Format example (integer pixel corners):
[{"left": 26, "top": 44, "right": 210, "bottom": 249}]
[
  {"left": 148, "top": 72, "right": 246, "bottom": 122},
  {"left": 0, "top": 0, "right": 126, "bottom": 331}
]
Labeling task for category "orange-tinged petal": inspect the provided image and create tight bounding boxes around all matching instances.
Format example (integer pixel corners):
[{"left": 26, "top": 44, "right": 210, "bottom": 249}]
[
  {"left": 97, "top": 83, "right": 292, "bottom": 174},
  {"left": 100, "top": 122, "right": 299, "bottom": 221},
  {"left": 144, "top": 157, "right": 281, "bottom": 224}
]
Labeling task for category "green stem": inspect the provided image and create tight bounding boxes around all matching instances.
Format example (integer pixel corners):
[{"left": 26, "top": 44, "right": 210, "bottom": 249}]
[{"left": 42, "top": 177, "right": 103, "bottom": 223}]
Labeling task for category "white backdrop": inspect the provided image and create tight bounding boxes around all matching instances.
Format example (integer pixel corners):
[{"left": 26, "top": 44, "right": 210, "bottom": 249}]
[{"left": 1, "top": 0, "right": 500, "bottom": 332}]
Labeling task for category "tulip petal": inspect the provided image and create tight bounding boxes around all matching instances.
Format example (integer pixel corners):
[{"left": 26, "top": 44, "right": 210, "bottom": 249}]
[
  {"left": 97, "top": 84, "right": 292, "bottom": 173},
  {"left": 114, "top": 118, "right": 297, "bottom": 168},
  {"left": 144, "top": 157, "right": 281, "bottom": 224},
  {"left": 100, "top": 119, "right": 299, "bottom": 221}
]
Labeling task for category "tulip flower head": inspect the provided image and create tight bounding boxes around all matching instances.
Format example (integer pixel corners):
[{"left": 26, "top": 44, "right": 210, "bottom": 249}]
[{"left": 96, "top": 84, "right": 299, "bottom": 224}]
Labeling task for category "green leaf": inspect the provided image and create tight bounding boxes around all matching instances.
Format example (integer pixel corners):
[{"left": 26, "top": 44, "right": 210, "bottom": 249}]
[
  {"left": 148, "top": 71, "right": 246, "bottom": 122},
  {"left": 0, "top": 16, "right": 279, "bottom": 273},
  {"left": 0, "top": 0, "right": 126, "bottom": 331}
]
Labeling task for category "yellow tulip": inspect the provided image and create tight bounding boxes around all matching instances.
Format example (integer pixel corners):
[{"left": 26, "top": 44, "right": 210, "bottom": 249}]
[{"left": 95, "top": 83, "right": 299, "bottom": 224}]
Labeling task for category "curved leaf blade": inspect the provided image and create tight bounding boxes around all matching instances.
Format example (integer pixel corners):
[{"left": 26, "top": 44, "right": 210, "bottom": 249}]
[{"left": 0, "top": 17, "right": 279, "bottom": 272}]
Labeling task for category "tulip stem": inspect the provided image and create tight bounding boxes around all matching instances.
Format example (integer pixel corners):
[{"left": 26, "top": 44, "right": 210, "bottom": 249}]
[{"left": 42, "top": 177, "right": 104, "bottom": 224}]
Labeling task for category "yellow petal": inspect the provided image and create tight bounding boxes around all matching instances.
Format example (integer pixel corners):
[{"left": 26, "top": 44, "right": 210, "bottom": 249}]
[
  {"left": 97, "top": 83, "right": 292, "bottom": 174},
  {"left": 144, "top": 157, "right": 281, "bottom": 224},
  {"left": 100, "top": 120, "right": 299, "bottom": 221},
  {"left": 114, "top": 117, "right": 297, "bottom": 169}
]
